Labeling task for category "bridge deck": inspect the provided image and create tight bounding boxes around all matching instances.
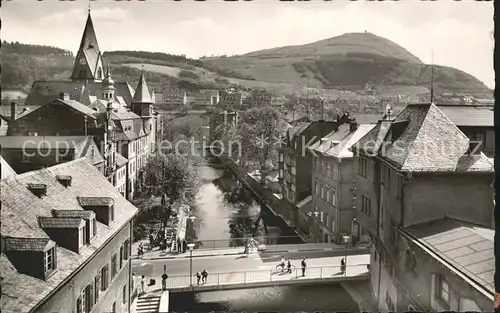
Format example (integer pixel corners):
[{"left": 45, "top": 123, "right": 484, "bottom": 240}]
[{"left": 166, "top": 264, "right": 370, "bottom": 292}]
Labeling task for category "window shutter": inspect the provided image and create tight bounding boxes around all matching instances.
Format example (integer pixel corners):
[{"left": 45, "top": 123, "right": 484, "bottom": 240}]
[
  {"left": 95, "top": 275, "right": 100, "bottom": 301},
  {"left": 76, "top": 296, "right": 82, "bottom": 313},
  {"left": 120, "top": 246, "right": 124, "bottom": 269}
]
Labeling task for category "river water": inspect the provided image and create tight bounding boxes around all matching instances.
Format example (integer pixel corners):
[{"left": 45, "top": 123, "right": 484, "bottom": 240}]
[{"left": 175, "top": 164, "right": 359, "bottom": 312}]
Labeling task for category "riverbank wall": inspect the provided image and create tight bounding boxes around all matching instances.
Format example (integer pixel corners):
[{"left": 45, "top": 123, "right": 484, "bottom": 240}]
[{"left": 219, "top": 154, "right": 308, "bottom": 242}]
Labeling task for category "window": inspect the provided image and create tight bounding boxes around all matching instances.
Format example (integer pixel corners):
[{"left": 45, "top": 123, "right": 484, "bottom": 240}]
[
  {"left": 123, "top": 239, "right": 130, "bottom": 260},
  {"left": 358, "top": 157, "right": 368, "bottom": 177},
  {"left": 326, "top": 162, "right": 331, "bottom": 177},
  {"left": 397, "top": 175, "right": 403, "bottom": 199},
  {"left": 315, "top": 180, "right": 319, "bottom": 195},
  {"left": 111, "top": 253, "right": 118, "bottom": 280},
  {"left": 405, "top": 249, "right": 417, "bottom": 272},
  {"left": 79, "top": 226, "right": 86, "bottom": 247},
  {"left": 44, "top": 248, "right": 55, "bottom": 272},
  {"left": 390, "top": 221, "right": 398, "bottom": 248},
  {"left": 123, "top": 285, "right": 127, "bottom": 304},
  {"left": 101, "top": 264, "right": 109, "bottom": 291},
  {"left": 120, "top": 246, "right": 124, "bottom": 269},
  {"left": 326, "top": 189, "right": 330, "bottom": 203},
  {"left": 332, "top": 163, "right": 338, "bottom": 180},
  {"left": 331, "top": 188, "right": 336, "bottom": 205},
  {"left": 439, "top": 278, "right": 450, "bottom": 304},
  {"left": 361, "top": 195, "right": 371, "bottom": 216},
  {"left": 111, "top": 301, "right": 116, "bottom": 313},
  {"left": 320, "top": 185, "right": 324, "bottom": 199},
  {"left": 94, "top": 275, "right": 100, "bottom": 302},
  {"left": 320, "top": 211, "right": 324, "bottom": 223}
]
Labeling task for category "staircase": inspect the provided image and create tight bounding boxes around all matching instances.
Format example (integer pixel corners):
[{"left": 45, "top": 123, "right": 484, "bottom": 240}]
[{"left": 136, "top": 295, "right": 161, "bottom": 313}]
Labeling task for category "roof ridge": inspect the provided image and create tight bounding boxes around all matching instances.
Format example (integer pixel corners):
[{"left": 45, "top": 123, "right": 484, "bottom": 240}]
[{"left": 12, "top": 158, "right": 89, "bottom": 180}]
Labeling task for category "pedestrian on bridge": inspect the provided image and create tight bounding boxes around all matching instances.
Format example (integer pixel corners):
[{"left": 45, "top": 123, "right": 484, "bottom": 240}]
[
  {"left": 301, "top": 258, "right": 307, "bottom": 277},
  {"left": 196, "top": 271, "right": 201, "bottom": 285},
  {"left": 162, "top": 265, "right": 168, "bottom": 291},
  {"left": 177, "top": 237, "right": 182, "bottom": 253},
  {"left": 286, "top": 258, "right": 292, "bottom": 274},
  {"left": 201, "top": 270, "right": 208, "bottom": 283}
]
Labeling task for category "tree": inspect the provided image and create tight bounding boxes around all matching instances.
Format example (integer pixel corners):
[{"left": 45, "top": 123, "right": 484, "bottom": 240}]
[
  {"left": 235, "top": 107, "right": 287, "bottom": 183},
  {"left": 143, "top": 153, "right": 201, "bottom": 211}
]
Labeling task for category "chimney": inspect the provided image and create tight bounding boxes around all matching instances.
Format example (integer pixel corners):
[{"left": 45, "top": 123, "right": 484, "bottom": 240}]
[
  {"left": 59, "top": 93, "right": 70, "bottom": 101},
  {"left": 349, "top": 121, "right": 358, "bottom": 133},
  {"left": 10, "top": 102, "right": 17, "bottom": 120}
]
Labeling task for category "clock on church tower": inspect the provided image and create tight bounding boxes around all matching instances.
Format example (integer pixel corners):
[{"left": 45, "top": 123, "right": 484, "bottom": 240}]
[{"left": 79, "top": 58, "right": 87, "bottom": 65}]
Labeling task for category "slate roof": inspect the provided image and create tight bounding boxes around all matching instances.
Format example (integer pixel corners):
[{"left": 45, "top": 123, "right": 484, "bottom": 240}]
[
  {"left": 310, "top": 123, "right": 376, "bottom": 159},
  {"left": 438, "top": 105, "right": 493, "bottom": 127},
  {"left": 4, "top": 238, "right": 55, "bottom": 252},
  {"left": 132, "top": 71, "right": 152, "bottom": 103},
  {"left": 115, "top": 153, "right": 128, "bottom": 167},
  {"left": 25, "top": 80, "right": 134, "bottom": 107},
  {"left": 352, "top": 103, "right": 493, "bottom": 173},
  {"left": 71, "top": 13, "right": 101, "bottom": 80},
  {"left": 1, "top": 156, "right": 17, "bottom": 180},
  {"left": 0, "top": 158, "right": 138, "bottom": 313},
  {"left": 403, "top": 218, "right": 494, "bottom": 296},
  {"left": 39, "top": 217, "right": 85, "bottom": 229},
  {"left": 0, "top": 136, "right": 88, "bottom": 149}
]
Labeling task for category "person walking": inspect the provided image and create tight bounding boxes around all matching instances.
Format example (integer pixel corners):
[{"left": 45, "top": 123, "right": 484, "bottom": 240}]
[
  {"left": 286, "top": 258, "right": 292, "bottom": 274},
  {"left": 301, "top": 257, "right": 307, "bottom": 277},
  {"left": 177, "top": 237, "right": 181, "bottom": 253},
  {"left": 341, "top": 258, "right": 346, "bottom": 275},
  {"left": 161, "top": 265, "right": 168, "bottom": 291},
  {"left": 182, "top": 238, "right": 187, "bottom": 253},
  {"left": 140, "top": 275, "right": 146, "bottom": 295},
  {"left": 196, "top": 271, "right": 201, "bottom": 285},
  {"left": 201, "top": 270, "right": 208, "bottom": 283}
]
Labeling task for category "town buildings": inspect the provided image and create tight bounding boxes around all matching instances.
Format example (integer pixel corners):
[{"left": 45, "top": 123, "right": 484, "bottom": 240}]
[
  {"left": 187, "top": 89, "right": 220, "bottom": 107},
  {"left": 350, "top": 103, "right": 494, "bottom": 311},
  {"left": 1, "top": 158, "right": 138, "bottom": 313},
  {"left": 6, "top": 12, "right": 163, "bottom": 200},
  {"left": 219, "top": 88, "right": 243, "bottom": 108},
  {"left": 0, "top": 136, "right": 104, "bottom": 175},
  {"left": 308, "top": 121, "right": 375, "bottom": 244},
  {"left": 162, "top": 88, "right": 187, "bottom": 109}
]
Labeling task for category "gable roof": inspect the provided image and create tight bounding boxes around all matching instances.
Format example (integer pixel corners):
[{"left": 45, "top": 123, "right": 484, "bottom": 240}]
[
  {"left": 25, "top": 81, "right": 134, "bottom": 107},
  {"left": 0, "top": 158, "right": 138, "bottom": 313},
  {"left": 310, "top": 123, "right": 376, "bottom": 159},
  {"left": 132, "top": 71, "right": 152, "bottom": 103},
  {"left": 352, "top": 103, "right": 493, "bottom": 173}
]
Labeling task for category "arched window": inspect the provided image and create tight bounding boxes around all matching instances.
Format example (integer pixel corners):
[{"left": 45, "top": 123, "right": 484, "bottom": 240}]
[{"left": 97, "top": 68, "right": 102, "bottom": 79}]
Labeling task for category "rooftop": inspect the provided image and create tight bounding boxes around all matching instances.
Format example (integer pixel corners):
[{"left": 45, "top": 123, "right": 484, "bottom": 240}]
[
  {"left": 402, "top": 218, "right": 494, "bottom": 298},
  {"left": 352, "top": 103, "right": 493, "bottom": 173},
  {"left": 309, "top": 123, "right": 376, "bottom": 159},
  {"left": 0, "top": 158, "right": 138, "bottom": 313},
  {"left": 1, "top": 156, "right": 17, "bottom": 180},
  {"left": 0, "top": 136, "right": 88, "bottom": 149},
  {"left": 438, "top": 105, "right": 493, "bottom": 127}
]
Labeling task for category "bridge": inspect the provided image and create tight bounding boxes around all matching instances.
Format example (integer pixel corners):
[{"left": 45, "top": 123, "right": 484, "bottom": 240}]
[{"left": 164, "top": 263, "right": 370, "bottom": 292}]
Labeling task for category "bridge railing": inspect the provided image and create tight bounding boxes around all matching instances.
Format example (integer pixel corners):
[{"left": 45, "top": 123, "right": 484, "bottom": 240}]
[
  {"left": 165, "top": 264, "right": 370, "bottom": 289},
  {"left": 191, "top": 235, "right": 307, "bottom": 250}
]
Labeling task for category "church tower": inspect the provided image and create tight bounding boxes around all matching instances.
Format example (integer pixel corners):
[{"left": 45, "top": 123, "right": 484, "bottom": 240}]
[
  {"left": 131, "top": 70, "right": 153, "bottom": 118},
  {"left": 71, "top": 12, "right": 104, "bottom": 82},
  {"left": 101, "top": 64, "right": 115, "bottom": 101}
]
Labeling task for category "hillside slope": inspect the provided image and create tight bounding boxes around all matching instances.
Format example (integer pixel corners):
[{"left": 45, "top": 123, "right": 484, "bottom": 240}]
[{"left": 202, "top": 32, "right": 492, "bottom": 98}]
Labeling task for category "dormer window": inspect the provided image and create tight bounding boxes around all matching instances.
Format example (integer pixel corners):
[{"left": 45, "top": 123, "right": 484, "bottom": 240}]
[
  {"left": 79, "top": 225, "right": 86, "bottom": 248},
  {"left": 44, "top": 247, "right": 55, "bottom": 273},
  {"left": 56, "top": 175, "right": 72, "bottom": 188},
  {"left": 28, "top": 183, "right": 47, "bottom": 198},
  {"left": 78, "top": 197, "right": 115, "bottom": 225}
]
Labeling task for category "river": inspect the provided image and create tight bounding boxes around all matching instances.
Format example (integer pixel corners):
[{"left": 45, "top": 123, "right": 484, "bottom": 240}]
[{"left": 176, "top": 164, "right": 359, "bottom": 312}]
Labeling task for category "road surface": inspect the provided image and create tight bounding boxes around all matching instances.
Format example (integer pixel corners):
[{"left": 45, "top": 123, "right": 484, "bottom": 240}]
[{"left": 132, "top": 250, "right": 370, "bottom": 278}]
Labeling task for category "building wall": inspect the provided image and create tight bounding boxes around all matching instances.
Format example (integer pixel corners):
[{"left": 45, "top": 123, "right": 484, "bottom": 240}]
[
  {"left": 405, "top": 173, "right": 494, "bottom": 229},
  {"left": 115, "top": 165, "right": 127, "bottom": 197},
  {"left": 394, "top": 234, "right": 492, "bottom": 311},
  {"left": 354, "top": 155, "right": 379, "bottom": 237},
  {"left": 36, "top": 222, "right": 132, "bottom": 313},
  {"left": 459, "top": 126, "right": 495, "bottom": 157}
]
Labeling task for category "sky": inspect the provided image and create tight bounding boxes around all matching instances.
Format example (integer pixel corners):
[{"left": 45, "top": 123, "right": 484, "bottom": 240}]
[{"left": 2, "top": 0, "right": 494, "bottom": 88}]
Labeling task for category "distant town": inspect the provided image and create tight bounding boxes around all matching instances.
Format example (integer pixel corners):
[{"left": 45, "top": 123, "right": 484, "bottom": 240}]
[{"left": 0, "top": 7, "right": 495, "bottom": 313}]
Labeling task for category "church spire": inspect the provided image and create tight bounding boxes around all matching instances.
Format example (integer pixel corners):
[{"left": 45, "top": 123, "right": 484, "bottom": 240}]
[
  {"left": 132, "top": 69, "right": 152, "bottom": 104},
  {"left": 70, "top": 11, "right": 104, "bottom": 81}
]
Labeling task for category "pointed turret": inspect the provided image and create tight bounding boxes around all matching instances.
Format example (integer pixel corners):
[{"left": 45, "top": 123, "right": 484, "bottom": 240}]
[
  {"left": 132, "top": 70, "right": 152, "bottom": 104},
  {"left": 71, "top": 12, "right": 104, "bottom": 82},
  {"left": 131, "top": 70, "right": 153, "bottom": 118},
  {"left": 101, "top": 63, "right": 116, "bottom": 101}
]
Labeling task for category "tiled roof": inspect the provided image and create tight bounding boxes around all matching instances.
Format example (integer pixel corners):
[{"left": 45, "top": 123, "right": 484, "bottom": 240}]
[
  {"left": 39, "top": 217, "right": 85, "bottom": 229},
  {"left": 352, "top": 103, "right": 493, "bottom": 173},
  {"left": 53, "top": 210, "right": 96, "bottom": 219},
  {"left": 310, "top": 123, "right": 376, "bottom": 159},
  {"left": 115, "top": 152, "right": 128, "bottom": 167},
  {"left": 132, "top": 71, "right": 152, "bottom": 103},
  {"left": 113, "top": 118, "right": 147, "bottom": 141},
  {"left": 78, "top": 196, "right": 114, "bottom": 207},
  {"left": 4, "top": 237, "right": 55, "bottom": 252},
  {"left": 403, "top": 218, "right": 494, "bottom": 296},
  {"left": 25, "top": 80, "right": 134, "bottom": 107},
  {"left": 56, "top": 99, "right": 98, "bottom": 119},
  {"left": 438, "top": 105, "right": 493, "bottom": 127},
  {"left": 0, "top": 136, "right": 87, "bottom": 149},
  {"left": 1, "top": 156, "right": 17, "bottom": 180},
  {"left": 71, "top": 14, "right": 101, "bottom": 79},
  {"left": 0, "top": 158, "right": 138, "bottom": 313}
]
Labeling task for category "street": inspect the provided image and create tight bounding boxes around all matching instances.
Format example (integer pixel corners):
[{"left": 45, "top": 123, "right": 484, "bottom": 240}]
[{"left": 132, "top": 250, "right": 370, "bottom": 278}]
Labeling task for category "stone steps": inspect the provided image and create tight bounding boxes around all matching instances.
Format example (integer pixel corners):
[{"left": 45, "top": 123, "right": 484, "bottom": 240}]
[{"left": 136, "top": 295, "right": 161, "bottom": 313}]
